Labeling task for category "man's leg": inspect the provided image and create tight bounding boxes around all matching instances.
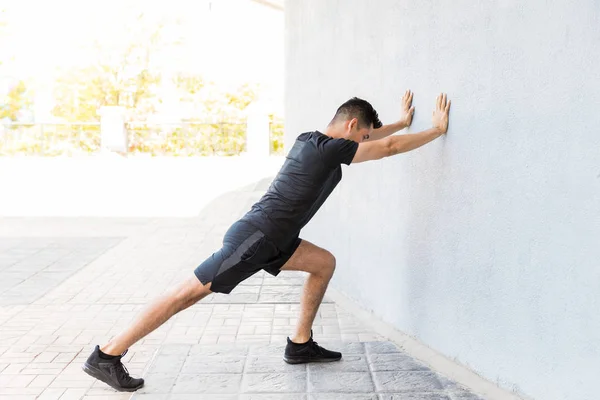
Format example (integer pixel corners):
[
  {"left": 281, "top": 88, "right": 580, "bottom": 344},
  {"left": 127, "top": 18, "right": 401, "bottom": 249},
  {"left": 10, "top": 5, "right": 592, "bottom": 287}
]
[
  {"left": 82, "top": 276, "right": 212, "bottom": 391},
  {"left": 279, "top": 240, "right": 340, "bottom": 363},
  {"left": 102, "top": 276, "right": 212, "bottom": 355},
  {"left": 84, "top": 219, "right": 267, "bottom": 391}
]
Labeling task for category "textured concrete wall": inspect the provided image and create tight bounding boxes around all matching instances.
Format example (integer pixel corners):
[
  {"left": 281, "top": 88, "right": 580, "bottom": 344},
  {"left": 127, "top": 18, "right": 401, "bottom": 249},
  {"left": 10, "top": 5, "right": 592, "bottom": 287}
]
[{"left": 285, "top": 2, "right": 600, "bottom": 399}]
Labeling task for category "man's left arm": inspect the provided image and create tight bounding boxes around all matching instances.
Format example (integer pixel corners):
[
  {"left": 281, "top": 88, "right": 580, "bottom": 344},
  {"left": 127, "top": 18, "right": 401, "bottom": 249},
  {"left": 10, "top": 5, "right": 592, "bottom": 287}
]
[{"left": 363, "top": 90, "right": 415, "bottom": 141}]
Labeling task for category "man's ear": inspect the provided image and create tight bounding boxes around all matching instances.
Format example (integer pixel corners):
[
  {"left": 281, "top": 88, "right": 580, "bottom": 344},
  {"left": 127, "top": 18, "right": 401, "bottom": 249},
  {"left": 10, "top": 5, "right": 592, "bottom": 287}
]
[{"left": 348, "top": 118, "right": 359, "bottom": 131}]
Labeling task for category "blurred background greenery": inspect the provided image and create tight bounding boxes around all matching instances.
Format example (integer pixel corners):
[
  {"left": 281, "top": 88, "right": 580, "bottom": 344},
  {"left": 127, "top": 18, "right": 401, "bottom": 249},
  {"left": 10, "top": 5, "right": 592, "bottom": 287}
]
[{"left": 0, "top": 2, "right": 285, "bottom": 156}]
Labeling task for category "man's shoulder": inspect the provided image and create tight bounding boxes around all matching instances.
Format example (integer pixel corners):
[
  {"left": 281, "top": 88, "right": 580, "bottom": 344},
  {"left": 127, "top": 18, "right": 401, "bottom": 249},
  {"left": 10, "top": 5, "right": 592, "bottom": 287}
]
[
  {"left": 287, "top": 131, "right": 321, "bottom": 160},
  {"left": 293, "top": 131, "right": 356, "bottom": 154},
  {"left": 296, "top": 131, "right": 323, "bottom": 142},
  {"left": 296, "top": 131, "right": 340, "bottom": 148}
]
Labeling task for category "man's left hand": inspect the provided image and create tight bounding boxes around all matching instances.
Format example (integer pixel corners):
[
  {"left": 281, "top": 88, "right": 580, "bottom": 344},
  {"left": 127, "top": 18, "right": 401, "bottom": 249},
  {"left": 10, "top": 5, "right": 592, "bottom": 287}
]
[{"left": 400, "top": 89, "right": 415, "bottom": 127}]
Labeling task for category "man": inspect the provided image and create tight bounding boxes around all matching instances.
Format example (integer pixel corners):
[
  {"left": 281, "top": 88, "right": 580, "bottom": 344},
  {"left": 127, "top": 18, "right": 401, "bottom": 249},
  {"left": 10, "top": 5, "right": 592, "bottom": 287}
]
[{"left": 82, "top": 90, "right": 451, "bottom": 392}]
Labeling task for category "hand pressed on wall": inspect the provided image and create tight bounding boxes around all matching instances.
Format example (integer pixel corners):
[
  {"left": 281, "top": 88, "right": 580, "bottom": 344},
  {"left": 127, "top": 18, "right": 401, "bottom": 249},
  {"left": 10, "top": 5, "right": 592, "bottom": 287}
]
[
  {"left": 432, "top": 93, "right": 451, "bottom": 134},
  {"left": 400, "top": 89, "right": 415, "bottom": 128}
]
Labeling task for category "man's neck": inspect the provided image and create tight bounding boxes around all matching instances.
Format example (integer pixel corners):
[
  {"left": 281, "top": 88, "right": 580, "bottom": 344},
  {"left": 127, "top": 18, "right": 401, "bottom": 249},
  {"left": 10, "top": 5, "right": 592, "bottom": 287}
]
[{"left": 322, "top": 126, "right": 346, "bottom": 139}]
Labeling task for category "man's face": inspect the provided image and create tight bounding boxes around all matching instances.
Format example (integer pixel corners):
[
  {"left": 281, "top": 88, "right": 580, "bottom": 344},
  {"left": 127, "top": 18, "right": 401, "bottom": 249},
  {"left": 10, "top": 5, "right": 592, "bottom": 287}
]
[
  {"left": 358, "top": 125, "right": 374, "bottom": 142},
  {"left": 344, "top": 118, "right": 373, "bottom": 143},
  {"left": 351, "top": 122, "right": 373, "bottom": 143}
]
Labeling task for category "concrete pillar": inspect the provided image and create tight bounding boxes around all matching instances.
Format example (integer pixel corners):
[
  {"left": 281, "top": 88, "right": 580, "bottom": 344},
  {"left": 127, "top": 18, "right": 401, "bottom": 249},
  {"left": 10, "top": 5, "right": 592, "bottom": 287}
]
[
  {"left": 245, "top": 102, "right": 271, "bottom": 157},
  {"left": 99, "top": 106, "right": 128, "bottom": 154}
]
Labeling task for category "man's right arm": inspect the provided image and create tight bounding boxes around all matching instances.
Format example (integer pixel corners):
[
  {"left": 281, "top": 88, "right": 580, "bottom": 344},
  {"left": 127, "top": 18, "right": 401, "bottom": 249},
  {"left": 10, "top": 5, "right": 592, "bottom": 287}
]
[
  {"left": 352, "top": 93, "right": 451, "bottom": 164},
  {"left": 352, "top": 128, "right": 444, "bottom": 163}
]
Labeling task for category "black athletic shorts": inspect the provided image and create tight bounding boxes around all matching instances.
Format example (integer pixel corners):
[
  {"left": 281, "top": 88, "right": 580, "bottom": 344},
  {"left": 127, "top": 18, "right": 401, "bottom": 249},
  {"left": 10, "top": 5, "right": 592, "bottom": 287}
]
[{"left": 194, "top": 220, "right": 302, "bottom": 294}]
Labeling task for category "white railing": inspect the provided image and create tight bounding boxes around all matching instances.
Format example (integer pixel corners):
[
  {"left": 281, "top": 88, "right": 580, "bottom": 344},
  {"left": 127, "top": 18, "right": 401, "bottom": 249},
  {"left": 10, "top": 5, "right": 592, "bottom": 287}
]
[{"left": 0, "top": 119, "right": 284, "bottom": 156}]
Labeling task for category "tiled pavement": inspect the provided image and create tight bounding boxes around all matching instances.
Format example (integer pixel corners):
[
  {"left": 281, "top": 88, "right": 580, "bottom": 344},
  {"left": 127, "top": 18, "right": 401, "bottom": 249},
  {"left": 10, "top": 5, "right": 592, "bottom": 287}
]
[
  {"left": 0, "top": 238, "right": 124, "bottom": 306},
  {"left": 0, "top": 179, "right": 484, "bottom": 399},
  {"left": 131, "top": 340, "right": 481, "bottom": 399}
]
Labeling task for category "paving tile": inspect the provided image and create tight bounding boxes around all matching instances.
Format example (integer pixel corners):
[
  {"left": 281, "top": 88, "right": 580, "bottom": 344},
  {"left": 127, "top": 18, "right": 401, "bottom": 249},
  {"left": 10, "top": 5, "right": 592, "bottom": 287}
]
[
  {"left": 59, "top": 388, "right": 88, "bottom": 399},
  {"left": 36, "top": 388, "right": 66, "bottom": 400},
  {"left": 172, "top": 373, "right": 242, "bottom": 394},
  {"left": 263, "top": 276, "right": 306, "bottom": 286},
  {"left": 241, "top": 372, "right": 307, "bottom": 393},
  {"left": 365, "top": 341, "right": 402, "bottom": 354},
  {"left": 136, "top": 372, "right": 178, "bottom": 394},
  {"left": 0, "top": 363, "right": 28, "bottom": 374},
  {"left": 379, "top": 394, "right": 451, "bottom": 400},
  {"left": 246, "top": 356, "right": 306, "bottom": 373},
  {"left": 358, "top": 333, "right": 386, "bottom": 342},
  {"left": 235, "top": 335, "right": 271, "bottom": 345},
  {"left": 0, "top": 374, "right": 35, "bottom": 387},
  {"left": 0, "top": 387, "right": 44, "bottom": 397},
  {"left": 188, "top": 344, "right": 249, "bottom": 357},
  {"left": 181, "top": 355, "right": 245, "bottom": 374},
  {"left": 308, "top": 354, "right": 369, "bottom": 373},
  {"left": 447, "top": 389, "right": 486, "bottom": 400},
  {"left": 210, "top": 293, "right": 260, "bottom": 304},
  {"left": 132, "top": 395, "right": 176, "bottom": 400},
  {"left": 145, "top": 353, "right": 187, "bottom": 374},
  {"left": 156, "top": 344, "right": 191, "bottom": 356},
  {"left": 308, "top": 371, "right": 374, "bottom": 393},
  {"left": 28, "top": 374, "right": 57, "bottom": 387},
  {"left": 0, "top": 238, "right": 123, "bottom": 305},
  {"left": 167, "top": 396, "right": 238, "bottom": 400},
  {"left": 368, "top": 353, "right": 429, "bottom": 371},
  {"left": 247, "top": 343, "right": 287, "bottom": 357},
  {"left": 372, "top": 371, "right": 444, "bottom": 392},
  {"left": 241, "top": 395, "right": 307, "bottom": 400},
  {"left": 310, "top": 395, "right": 377, "bottom": 400}
]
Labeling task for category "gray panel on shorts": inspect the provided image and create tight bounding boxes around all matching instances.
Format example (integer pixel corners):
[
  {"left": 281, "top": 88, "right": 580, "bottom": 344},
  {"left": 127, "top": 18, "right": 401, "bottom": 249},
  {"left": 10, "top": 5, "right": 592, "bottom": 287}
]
[{"left": 216, "top": 230, "right": 264, "bottom": 277}]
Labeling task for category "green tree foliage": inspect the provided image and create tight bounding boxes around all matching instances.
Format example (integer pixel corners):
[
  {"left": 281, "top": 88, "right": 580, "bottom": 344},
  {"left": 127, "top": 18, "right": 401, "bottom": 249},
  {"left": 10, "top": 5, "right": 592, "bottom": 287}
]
[
  {"left": 52, "top": 13, "right": 163, "bottom": 122},
  {"left": 174, "top": 73, "right": 205, "bottom": 97},
  {"left": 225, "top": 83, "right": 258, "bottom": 113},
  {"left": 269, "top": 113, "right": 284, "bottom": 155},
  {"left": 173, "top": 73, "right": 259, "bottom": 121},
  {"left": 126, "top": 74, "right": 261, "bottom": 155},
  {"left": 52, "top": 65, "right": 160, "bottom": 122},
  {"left": 0, "top": 80, "right": 33, "bottom": 122},
  {"left": 2, "top": 8, "right": 286, "bottom": 156}
]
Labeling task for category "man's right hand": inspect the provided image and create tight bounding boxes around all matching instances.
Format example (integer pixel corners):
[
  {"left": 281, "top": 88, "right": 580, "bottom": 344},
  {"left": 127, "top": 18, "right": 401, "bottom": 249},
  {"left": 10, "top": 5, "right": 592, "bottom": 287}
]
[{"left": 432, "top": 93, "right": 451, "bottom": 134}]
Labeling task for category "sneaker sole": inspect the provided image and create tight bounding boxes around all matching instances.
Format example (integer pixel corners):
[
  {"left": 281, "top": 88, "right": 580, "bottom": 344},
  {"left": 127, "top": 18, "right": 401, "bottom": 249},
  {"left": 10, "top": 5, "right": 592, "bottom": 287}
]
[
  {"left": 82, "top": 362, "right": 144, "bottom": 392},
  {"left": 283, "top": 355, "right": 342, "bottom": 364}
]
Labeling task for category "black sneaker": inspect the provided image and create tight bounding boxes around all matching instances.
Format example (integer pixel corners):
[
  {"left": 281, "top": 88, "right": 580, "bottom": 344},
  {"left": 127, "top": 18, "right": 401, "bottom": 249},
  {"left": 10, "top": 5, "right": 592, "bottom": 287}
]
[
  {"left": 82, "top": 345, "right": 144, "bottom": 392},
  {"left": 283, "top": 333, "right": 342, "bottom": 364}
]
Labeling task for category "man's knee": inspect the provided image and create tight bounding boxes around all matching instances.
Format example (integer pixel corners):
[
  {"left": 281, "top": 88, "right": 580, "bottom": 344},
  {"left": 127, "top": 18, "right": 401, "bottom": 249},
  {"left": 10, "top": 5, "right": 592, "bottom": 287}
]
[
  {"left": 319, "top": 250, "right": 336, "bottom": 278},
  {"left": 281, "top": 240, "right": 336, "bottom": 278},
  {"left": 173, "top": 277, "right": 211, "bottom": 309}
]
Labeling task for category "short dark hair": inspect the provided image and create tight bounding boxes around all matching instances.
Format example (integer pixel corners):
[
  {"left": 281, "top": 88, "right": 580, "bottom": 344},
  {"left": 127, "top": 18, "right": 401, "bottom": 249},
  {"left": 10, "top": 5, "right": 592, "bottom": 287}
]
[{"left": 330, "top": 97, "right": 382, "bottom": 129}]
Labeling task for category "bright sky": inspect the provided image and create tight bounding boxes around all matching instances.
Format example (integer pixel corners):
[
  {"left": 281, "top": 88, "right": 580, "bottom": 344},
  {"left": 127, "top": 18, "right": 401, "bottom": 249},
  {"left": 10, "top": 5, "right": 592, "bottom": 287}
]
[{"left": 0, "top": 0, "right": 284, "bottom": 114}]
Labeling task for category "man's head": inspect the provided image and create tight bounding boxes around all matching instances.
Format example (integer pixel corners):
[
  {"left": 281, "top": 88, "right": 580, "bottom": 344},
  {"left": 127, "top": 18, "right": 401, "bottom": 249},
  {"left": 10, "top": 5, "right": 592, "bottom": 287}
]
[{"left": 327, "top": 97, "right": 382, "bottom": 142}]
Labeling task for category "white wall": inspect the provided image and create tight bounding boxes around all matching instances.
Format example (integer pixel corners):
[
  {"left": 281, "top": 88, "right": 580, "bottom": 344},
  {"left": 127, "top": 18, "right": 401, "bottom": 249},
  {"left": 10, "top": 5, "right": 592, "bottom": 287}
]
[{"left": 285, "top": 1, "right": 600, "bottom": 399}]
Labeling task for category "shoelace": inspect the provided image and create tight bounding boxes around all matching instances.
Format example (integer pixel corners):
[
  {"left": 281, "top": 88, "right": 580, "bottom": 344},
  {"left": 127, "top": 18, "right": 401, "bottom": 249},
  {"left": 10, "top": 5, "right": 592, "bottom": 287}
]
[
  {"left": 114, "top": 350, "right": 132, "bottom": 383},
  {"left": 310, "top": 330, "right": 323, "bottom": 354},
  {"left": 310, "top": 340, "right": 324, "bottom": 355},
  {"left": 115, "top": 359, "right": 133, "bottom": 383}
]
